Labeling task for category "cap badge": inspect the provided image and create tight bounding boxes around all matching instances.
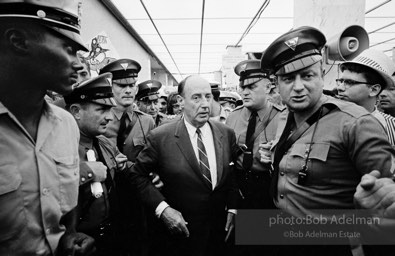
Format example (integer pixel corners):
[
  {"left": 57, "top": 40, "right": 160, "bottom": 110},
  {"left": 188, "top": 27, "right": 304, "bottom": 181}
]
[
  {"left": 37, "top": 10, "right": 46, "bottom": 18},
  {"left": 240, "top": 63, "right": 247, "bottom": 72},
  {"left": 120, "top": 63, "right": 129, "bottom": 71},
  {"left": 147, "top": 83, "right": 152, "bottom": 89},
  {"left": 285, "top": 37, "right": 299, "bottom": 51},
  {"left": 80, "top": 95, "right": 86, "bottom": 99}
]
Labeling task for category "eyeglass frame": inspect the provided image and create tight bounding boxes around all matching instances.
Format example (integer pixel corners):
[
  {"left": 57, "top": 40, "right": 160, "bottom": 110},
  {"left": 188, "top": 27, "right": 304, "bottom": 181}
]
[{"left": 335, "top": 78, "right": 376, "bottom": 88}]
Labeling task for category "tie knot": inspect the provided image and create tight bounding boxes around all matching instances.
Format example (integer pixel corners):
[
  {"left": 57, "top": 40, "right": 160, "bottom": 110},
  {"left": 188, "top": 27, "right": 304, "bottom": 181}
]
[
  {"left": 196, "top": 128, "right": 202, "bottom": 136},
  {"left": 250, "top": 111, "right": 257, "bottom": 120},
  {"left": 121, "top": 111, "right": 128, "bottom": 119}
]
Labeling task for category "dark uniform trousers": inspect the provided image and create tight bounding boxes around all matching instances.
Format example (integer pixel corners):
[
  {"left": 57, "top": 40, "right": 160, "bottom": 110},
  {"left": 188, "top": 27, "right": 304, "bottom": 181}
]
[{"left": 106, "top": 110, "right": 155, "bottom": 256}]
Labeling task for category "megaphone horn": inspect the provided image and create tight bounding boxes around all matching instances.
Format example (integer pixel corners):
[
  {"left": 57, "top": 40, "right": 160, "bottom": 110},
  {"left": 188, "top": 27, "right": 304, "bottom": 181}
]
[{"left": 326, "top": 25, "right": 369, "bottom": 61}]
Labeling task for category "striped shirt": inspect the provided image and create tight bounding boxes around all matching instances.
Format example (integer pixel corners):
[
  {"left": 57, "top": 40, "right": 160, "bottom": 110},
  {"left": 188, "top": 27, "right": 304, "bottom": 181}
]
[{"left": 380, "top": 112, "right": 395, "bottom": 147}]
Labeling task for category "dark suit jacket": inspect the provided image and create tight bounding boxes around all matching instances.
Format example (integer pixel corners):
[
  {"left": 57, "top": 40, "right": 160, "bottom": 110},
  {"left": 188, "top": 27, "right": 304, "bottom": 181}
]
[{"left": 130, "top": 118, "right": 238, "bottom": 256}]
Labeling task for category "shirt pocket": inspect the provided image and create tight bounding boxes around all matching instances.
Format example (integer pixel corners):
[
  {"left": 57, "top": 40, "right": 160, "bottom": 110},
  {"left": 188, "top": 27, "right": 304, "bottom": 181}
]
[
  {"left": 289, "top": 143, "right": 330, "bottom": 183},
  {"left": 0, "top": 163, "right": 26, "bottom": 242},
  {"left": 53, "top": 155, "right": 79, "bottom": 214}
]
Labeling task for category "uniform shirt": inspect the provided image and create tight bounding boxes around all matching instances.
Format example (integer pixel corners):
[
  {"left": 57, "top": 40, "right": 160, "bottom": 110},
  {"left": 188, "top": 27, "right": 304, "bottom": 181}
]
[
  {"left": 0, "top": 101, "right": 80, "bottom": 256},
  {"left": 275, "top": 96, "right": 394, "bottom": 218},
  {"left": 226, "top": 102, "right": 284, "bottom": 173},
  {"left": 104, "top": 106, "right": 155, "bottom": 162},
  {"left": 77, "top": 133, "right": 120, "bottom": 234}
]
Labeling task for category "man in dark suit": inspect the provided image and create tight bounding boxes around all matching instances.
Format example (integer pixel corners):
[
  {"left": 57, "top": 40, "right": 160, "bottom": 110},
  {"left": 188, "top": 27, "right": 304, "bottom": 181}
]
[{"left": 130, "top": 75, "right": 239, "bottom": 256}]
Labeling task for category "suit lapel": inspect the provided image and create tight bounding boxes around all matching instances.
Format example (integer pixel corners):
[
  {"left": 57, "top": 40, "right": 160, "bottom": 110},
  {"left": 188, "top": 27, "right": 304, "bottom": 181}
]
[
  {"left": 175, "top": 119, "right": 211, "bottom": 189},
  {"left": 209, "top": 121, "right": 224, "bottom": 188}
]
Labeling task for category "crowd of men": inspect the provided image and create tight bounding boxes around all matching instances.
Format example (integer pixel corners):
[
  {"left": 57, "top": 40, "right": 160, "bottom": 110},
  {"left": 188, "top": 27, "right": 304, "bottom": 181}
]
[{"left": 2, "top": 1, "right": 395, "bottom": 256}]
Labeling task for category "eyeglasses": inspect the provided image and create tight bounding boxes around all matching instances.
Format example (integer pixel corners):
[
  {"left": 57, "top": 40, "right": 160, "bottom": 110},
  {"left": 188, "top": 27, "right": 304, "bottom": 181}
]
[{"left": 335, "top": 78, "right": 375, "bottom": 87}]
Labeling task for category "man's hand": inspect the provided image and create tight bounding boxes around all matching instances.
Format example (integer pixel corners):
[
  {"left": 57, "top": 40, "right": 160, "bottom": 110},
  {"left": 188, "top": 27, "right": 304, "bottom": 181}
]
[
  {"left": 115, "top": 153, "right": 128, "bottom": 171},
  {"left": 224, "top": 212, "right": 235, "bottom": 242},
  {"left": 354, "top": 170, "right": 395, "bottom": 218},
  {"left": 258, "top": 141, "right": 273, "bottom": 164},
  {"left": 58, "top": 232, "right": 95, "bottom": 256},
  {"left": 85, "top": 162, "right": 107, "bottom": 182},
  {"left": 150, "top": 172, "right": 164, "bottom": 189},
  {"left": 160, "top": 207, "right": 189, "bottom": 237}
]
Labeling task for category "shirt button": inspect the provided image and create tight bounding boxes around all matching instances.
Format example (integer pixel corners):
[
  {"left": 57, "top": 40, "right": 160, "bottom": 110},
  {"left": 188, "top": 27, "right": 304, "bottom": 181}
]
[
  {"left": 280, "top": 194, "right": 284, "bottom": 199},
  {"left": 46, "top": 228, "right": 51, "bottom": 234},
  {"left": 280, "top": 172, "right": 285, "bottom": 176},
  {"left": 88, "top": 173, "right": 93, "bottom": 178},
  {"left": 42, "top": 188, "right": 49, "bottom": 195},
  {"left": 81, "top": 177, "right": 86, "bottom": 182}
]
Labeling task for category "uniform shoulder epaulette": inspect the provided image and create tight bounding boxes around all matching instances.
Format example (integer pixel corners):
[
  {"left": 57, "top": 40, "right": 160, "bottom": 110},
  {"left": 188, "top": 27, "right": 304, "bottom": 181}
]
[
  {"left": 134, "top": 109, "right": 152, "bottom": 117},
  {"left": 323, "top": 97, "right": 368, "bottom": 118}
]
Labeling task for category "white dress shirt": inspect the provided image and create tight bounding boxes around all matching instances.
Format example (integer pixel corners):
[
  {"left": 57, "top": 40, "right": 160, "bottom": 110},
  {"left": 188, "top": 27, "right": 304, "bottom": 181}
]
[{"left": 183, "top": 119, "right": 217, "bottom": 188}]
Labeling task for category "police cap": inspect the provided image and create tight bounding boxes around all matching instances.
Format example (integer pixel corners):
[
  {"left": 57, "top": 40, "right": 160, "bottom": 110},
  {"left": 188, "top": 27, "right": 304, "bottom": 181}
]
[
  {"left": 0, "top": 0, "right": 87, "bottom": 51},
  {"left": 261, "top": 26, "right": 326, "bottom": 75},
  {"left": 234, "top": 59, "right": 270, "bottom": 87},
  {"left": 64, "top": 72, "right": 116, "bottom": 107},
  {"left": 136, "top": 80, "right": 162, "bottom": 101},
  {"left": 99, "top": 58, "right": 141, "bottom": 85},
  {"left": 219, "top": 91, "right": 237, "bottom": 104}
]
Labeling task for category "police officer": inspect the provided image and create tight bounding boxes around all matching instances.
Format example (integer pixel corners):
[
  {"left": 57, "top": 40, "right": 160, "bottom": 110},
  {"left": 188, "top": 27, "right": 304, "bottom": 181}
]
[
  {"left": 226, "top": 59, "right": 285, "bottom": 210},
  {"left": 219, "top": 91, "right": 238, "bottom": 110},
  {"left": 0, "top": 1, "right": 95, "bottom": 255},
  {"left": 136, "top": 79, "right": 166, "bottom": 127},
  {"left": 99, "top": 58, "right": 155, "bottom": 255},
  {"left": 65, "top": 73, "right": 126, "bottom": 256},
  {"left": 99, "top": 59, "right": 155, "bottom": 160},
  {"left": 260, "top": 26, "right": 395, "bottom": 256},
  {"left": 210, "top": 83, "right": 229, "bottom": 123}
]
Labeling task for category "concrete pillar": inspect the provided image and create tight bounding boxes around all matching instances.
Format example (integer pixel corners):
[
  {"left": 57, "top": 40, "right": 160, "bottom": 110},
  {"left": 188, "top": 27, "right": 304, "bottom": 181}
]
[{"left": 293, "top": 0, "right": 366, "bottom": 89}]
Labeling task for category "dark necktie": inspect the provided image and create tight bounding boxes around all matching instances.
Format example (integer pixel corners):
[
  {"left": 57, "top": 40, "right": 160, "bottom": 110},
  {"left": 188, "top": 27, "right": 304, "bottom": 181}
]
[
  {"left": 117, "top": 112, "right": 129, "bottom": 152},
  {"left": 196, "top": 128, "right": 212, "bottom": 186},
  {"left": 243, "top": 111, "right": 257, "bottom": 170}
]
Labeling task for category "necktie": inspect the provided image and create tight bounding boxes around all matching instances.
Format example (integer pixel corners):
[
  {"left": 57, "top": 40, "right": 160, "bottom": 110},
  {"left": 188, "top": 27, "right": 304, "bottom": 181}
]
[
  {"left": 243, "top": 111, "right": 257, "bottom": 170},
  {"left": 196, "top": 128, "right": 212, "bottom": 186},
  {"left": 117, "top": 112, "right": 129, "bottom": 152}
]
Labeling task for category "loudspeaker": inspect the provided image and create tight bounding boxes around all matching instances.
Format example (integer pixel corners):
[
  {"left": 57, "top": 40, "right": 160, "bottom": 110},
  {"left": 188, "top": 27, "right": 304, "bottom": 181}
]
[
  {"left": 247, "top": 52, "right": 263, "bottom": 60},
  {"left": 326, "top": 25, "right": 369, "bottom": 61}
]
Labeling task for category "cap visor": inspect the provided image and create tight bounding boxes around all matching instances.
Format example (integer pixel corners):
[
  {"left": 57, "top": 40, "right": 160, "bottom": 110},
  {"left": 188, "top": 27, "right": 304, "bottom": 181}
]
[
  {"left": 92, "top": 98, "right": 117, "bottom": 107},
  {"left": 275, "top": 55, "right": 322, "bottom": 75},
  {"left": 45, "top": 26, "right": 88, "bottom": 51}
]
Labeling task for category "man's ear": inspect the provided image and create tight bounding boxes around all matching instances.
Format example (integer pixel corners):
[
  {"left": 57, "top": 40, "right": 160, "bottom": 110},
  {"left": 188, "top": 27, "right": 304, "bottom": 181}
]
[
  {"left": 369, "top": 84, "right": 381, "bottom": 97},
  {"left": 69, "top": 104, "right": 82, "bottom": 120},
  {"left": 4, "top": 28, "right": 29, "bottom": 55}
]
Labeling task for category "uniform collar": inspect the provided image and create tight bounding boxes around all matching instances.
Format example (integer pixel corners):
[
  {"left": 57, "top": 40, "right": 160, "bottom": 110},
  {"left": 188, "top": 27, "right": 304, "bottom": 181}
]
[
  {"left": 0, "top": 100, "right": 62, "bottom": 122},
  {"left": 245, "top": 101, "right": 272, "bottom": 121},
  {"left": 112, "top": 106, "right": 133, "bottom": 120},
  {"left": 79, "top": 132, "right": 94, "bottom": 149}
]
